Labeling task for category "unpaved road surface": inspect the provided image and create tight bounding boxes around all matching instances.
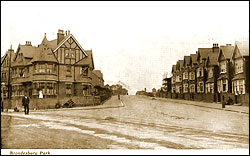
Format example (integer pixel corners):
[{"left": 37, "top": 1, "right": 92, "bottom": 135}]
[{"left": 1, "top": 95, "right": 249, "bottom": 149}]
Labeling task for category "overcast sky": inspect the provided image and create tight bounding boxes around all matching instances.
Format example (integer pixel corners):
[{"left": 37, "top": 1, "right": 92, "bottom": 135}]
[{"left": 1, "top": 1, "right": 249, "bottom": 94}]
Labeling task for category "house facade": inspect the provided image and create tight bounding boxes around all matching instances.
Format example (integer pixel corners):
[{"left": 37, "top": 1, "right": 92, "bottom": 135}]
[
  {"left": 1, "top": 29, "right": 104, "bottom": 109},
  {"left": 1, "top": 46, "right": 15, "bottom": 100},
  {"left": 205, "top": 52, "right": 219, "bottom": 102},
  {"left": 231, "top": 40, "right": 249, "bottom": 106},
  {"left": 183, "top": 56, "right": 191, "bottom": 100},
  {"left": 217, "top": 44, "right": 234, "bottom": 103},
  {"left": 189, "top": 54, "right": 198, "bottom": 100}
]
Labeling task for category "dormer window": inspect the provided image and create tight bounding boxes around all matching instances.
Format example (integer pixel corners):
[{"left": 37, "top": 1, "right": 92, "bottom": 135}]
[
  {"left": 220, "top": 62, "right": 227, "bottom": 73},
  {"left": 235, "top": 59, "right": 243, "bottom": 74},
  {"left": 80, "top": 66, "right": 88, "bottom": 76}
]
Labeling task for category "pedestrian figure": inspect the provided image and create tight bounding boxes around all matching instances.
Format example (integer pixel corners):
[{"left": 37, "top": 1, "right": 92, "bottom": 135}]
[
  {"left": 22, "top": 93, "right": 30, "bottom": 115},
  {"left": 118, "top": 93, "right": 120, "bottom": 100},
  {"left": 1, "top": 99, "right": 3, "bottom": 112}
]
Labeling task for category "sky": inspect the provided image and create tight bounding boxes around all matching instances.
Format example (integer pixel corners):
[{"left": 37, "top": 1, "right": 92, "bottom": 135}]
[{"left": 1, "top": 1, "right": 249, "bottom": 95}]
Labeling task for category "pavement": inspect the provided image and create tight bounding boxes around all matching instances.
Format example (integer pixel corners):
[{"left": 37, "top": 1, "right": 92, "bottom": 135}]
[
  {"left": 152, "top": 96, "right": 249, "bottom": 114},
  {"left": 1, "top": 95, "right": 248, "bottom": 114},
  {"left": 1, "top": 96, "right": 124, "bottom": 113}
]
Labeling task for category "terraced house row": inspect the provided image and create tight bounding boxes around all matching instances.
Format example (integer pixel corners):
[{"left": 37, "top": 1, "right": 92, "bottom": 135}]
[
  {"left": 163, "top": 40, "right": 249, "bottom": 106},
  {"left": 1, "top": 29, "right": 105, "bottom": 109}
]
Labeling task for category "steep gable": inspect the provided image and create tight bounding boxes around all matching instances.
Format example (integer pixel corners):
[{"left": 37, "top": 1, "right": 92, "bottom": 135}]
[
  {"left": 31, "top": 35, "right": 58, "bottom": 63},
  {"left": 75, "top": 50, "right": 94, "bottom": 69},
  {"left": 53, "top": 34, "right": 87, "bottom": 57},
  {"left": 184, "top": 56, "right": 191, "bottom": 67}
]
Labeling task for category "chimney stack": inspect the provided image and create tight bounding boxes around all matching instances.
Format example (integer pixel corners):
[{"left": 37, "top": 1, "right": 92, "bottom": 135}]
[
  {"left": 212, "top": 43, "right": 219, "bottom": 53},
  {"left": 25, "top": 41, "right": 32, "bottom": 46},
  {"left": 57, "top": 29, "right": 65, "bottom": 45}
]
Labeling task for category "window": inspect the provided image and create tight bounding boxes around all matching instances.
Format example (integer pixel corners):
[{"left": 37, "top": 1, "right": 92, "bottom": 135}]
[
  {"left": 65, "top": 49, "right": 69, "bottom": 58},
  {"left": 220, "top": 62, "right": 227, "bottom": 73},
  {"left": 189, "top": 84, "right": 195, "bottom": 93},
  {"left": 66, "top": 84, "right": 71, "bottom": 95},
  {"left": 196, "top": 68, "right": 200, "bottom": 77},
  {"left": 197, "top": 82, "right": 204, "bottom": 93},
  {"left": 217, "top": 80, "right": 221, "bottom": 93},
  {"left": 183, "top": 84, "right": 188, "bottom": 93},
  {"left": 47, "top": 64, "right": 53, "bottom": 73},
  {"left": 34, "top": 64, "right": 37, "bottom": 73},
  {"left": 39, "top": 82, "right": 46, "bottom": 95},
  {"left": 39, "top": 64, "right": 46, "bottom": 73},
  {"left": 172, "top": 77, "right": 176, "bottom": 84},
  {"left": 222, "top": 79, "right": 227, "bottom": 92},
  {"left": 82, "top": 85, "right": 88, "bottom": 96},
  {"left": 208, "top": 68, "right": 213, "bottom": 78},
  {"left": 239, "top": 80, "right": 244, "bottom": 94},
  {"left": 47, "top": 83, "right": 54, "bottom": 95},
  {"left": 189, "top": 72, "right": 195, "bottom": 80},
  {"left": 19, "top": 68, "right": 24, "bottom": 77},
  {"left": 232, "top": 80, "right": 245, "bottom": 95},
  {"left": 33, "top": 83, "right": 38, "bottom": 95},
  {"left": 199, "top": 68, "right": 203, "bottom": 77},
  {"left": 80, "top": 66, "right": 88, "bottom": 76},
  {"left": 172, "top": 87, "right": 176, "bottom": 93},
  {"left": 66, "top": 65, "right": 71, "bottom": 76},
  {"left": 210, "top": 83, "right": 214, "bottom": 93},
  {"left": 54, "top": 64, "right": 57, "bottom": 72},
  {"left": 235, "top": 59, "right": 243, "bottom": 74},
  {"left": 183, "top": 72, "right": 188, "bottom": 80}
]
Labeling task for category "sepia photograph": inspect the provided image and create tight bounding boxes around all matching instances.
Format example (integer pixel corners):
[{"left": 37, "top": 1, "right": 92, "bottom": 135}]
[{"left": 1, "top": 1, "right": 249, "bottom": 155}]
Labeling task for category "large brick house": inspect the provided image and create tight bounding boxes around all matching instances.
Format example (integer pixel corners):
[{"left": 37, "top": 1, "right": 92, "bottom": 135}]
[
  {"left": 175, "top": 60, "right": 184, "bottom": 99},
  {"left": 231, "top": 40, "right": 249, "bottom": 106},
  {"left": 183, "top": 56, "right": 191, "bottom": 100},
  {"left": 217, "top": 44, "right": 234, "bottom": 103},
  {"left": 1, "top": 29, "right": 104, "bottom": 109},
  {"left": 1, "top": 46, "right": 15, "bottom": 101},
  {"left": 205, "top": 51, "right": 219, "bottom": 102},
  {"left": 189, "top": 54, "right": 198, "bottom": 100},
  {"left": 171, "top": 65, "right": 177, "bottom": 98}
]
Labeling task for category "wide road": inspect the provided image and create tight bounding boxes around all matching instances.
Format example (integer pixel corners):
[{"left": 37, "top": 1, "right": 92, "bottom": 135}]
[{"left": 1, "top": 95, "right": 249, "bottom": 149}]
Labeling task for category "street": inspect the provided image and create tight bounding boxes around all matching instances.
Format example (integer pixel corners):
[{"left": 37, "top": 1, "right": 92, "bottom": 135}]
[{"left": 1, "top": 95, "right": 249, "bottom": 149}]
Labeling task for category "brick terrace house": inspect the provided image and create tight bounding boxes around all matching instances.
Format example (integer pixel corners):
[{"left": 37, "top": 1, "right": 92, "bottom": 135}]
[
  {"left": 217, "top": 44, "right": 234, "bottom": 103},
  {"left": 231, "top": 40, "right": 249, "bottom": 106},
  {"left": 195, "top": 43, "right": 219, "bottom": 101},
  {"left": 1, "top": 46, "right": 15, "bottom": 100},
  {"left": 2, "top": 29, "right": 104, "bottom": 109},
  {"left": 205, "top": 51, "right": 219, "bottom": 103},
  {"left": 175, "top": 60, "right": 184, "bottom": 99},
  {"left": 183, "top": 56, "right": 191, "bottom": 100},
  {"left": 171, "top": 65, "right": 177, "bottom": 98},
  {"left": 189, "top": 54, "right": 198, "bottom": 100}
]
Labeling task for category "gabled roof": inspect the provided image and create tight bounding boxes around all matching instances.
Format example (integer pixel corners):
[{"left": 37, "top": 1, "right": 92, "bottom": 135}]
[
  {"left": 53, "top": 34, "right": 88, "bottom": 57},
  {"left": 14, "top": 44, "right": 36, "bottom": 60},
  {"left": 219, "top": 45, "right": 234, "bottom": 60},
  {"left": 179, "top": 60, "right": 184, "bottom": 69},
  {"left": 235, "top": 40, "right": 249, "bottom": 57},
  {"left": 172, "top": 65, "right": 176, "bottom": 73},
  {"left": 184, "top": 56, "right": 191, "bottom": 66},
  {"left": 75, "top": 49, "right": 94, "bottom": 69},
  {"left": 1, "top": 49, "right": 14, "bottom": 65},
  {"left": 206, "top": 52, "right": 219, "bottom": 66},
  {"left": 190, "top": 54, "right": 198, "bottom": 65},
  {"left": 93, "top": 70, "right": 103, "bottom": 79},
  {"left": 31, "top": 35, "right": 58, "bottom": 63},
  {"left": 48, "top": 39, "right": 58, "bottom": 50},
  {"left": 197, "top": 48, "right": 212, "bottom": 61}
]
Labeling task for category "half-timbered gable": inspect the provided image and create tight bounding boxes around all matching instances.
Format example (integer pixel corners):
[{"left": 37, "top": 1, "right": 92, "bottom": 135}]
[{"left": 53, "top": 34, "right": 88, "bottom": 65}]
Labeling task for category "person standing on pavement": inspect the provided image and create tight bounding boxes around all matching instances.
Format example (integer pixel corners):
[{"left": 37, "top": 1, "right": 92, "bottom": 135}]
[{"left": 22, "top": 93, "right": 30, "bottom": 115}]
